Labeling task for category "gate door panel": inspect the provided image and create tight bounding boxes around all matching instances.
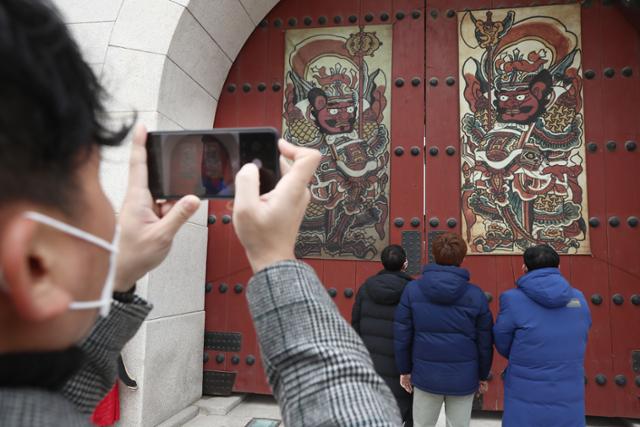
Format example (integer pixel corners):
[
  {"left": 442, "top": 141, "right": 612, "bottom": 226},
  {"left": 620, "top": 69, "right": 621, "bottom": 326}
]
[
  {"left": 598, "top": 3, "right": 640, "bottom": 417},
  {"left": 424, "top": 0, "right": 504, "bottom": 409},
  {"left": 579, "top": 1, "right": 616, "bottom": 416},
  {"left": 206, "top": 0, "right": 426, "bottom": 396}
]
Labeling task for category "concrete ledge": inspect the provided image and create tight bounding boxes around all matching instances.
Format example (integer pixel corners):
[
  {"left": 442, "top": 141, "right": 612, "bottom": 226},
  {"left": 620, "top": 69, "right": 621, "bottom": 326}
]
[
  {"left": 194, "top": 394, "right": 246, "bottom": 416},
  {"left": 156, "top": 405, "right": 199, "bottom": 427},
  {"left": 141, "top": 311, "right": 205, "bottom": 426}
]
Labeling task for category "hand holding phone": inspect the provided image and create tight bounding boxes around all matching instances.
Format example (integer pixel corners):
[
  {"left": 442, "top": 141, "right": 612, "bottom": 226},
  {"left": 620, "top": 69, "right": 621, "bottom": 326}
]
[
  {"left": 146, "top": 128, "right": 280, "bottom": 200},
  {"left": 232, "top": 140, "right": 321, "bottom": 272},
  {"left": 116, "top": 124, "right": 201, "bottom": 290}
]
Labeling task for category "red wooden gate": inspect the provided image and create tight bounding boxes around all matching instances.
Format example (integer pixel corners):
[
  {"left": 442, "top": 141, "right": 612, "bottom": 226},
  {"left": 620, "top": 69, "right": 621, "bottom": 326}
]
[{"left": 204, "top": 0, "right": 640, "bottom": 418}]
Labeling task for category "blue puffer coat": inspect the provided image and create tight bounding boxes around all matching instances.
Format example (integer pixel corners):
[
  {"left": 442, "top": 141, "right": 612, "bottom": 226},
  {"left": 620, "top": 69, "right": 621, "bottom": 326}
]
[
  {"left": 394, "top": 264, "right": 494, "bottom": 395},
  {"left": 494, "top": 268, "right": 591, "bottom": 427}
]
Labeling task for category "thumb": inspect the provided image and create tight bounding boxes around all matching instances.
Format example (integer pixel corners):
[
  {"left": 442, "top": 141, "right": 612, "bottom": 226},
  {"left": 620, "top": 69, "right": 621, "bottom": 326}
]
[
  {"left": 233, "top": 163, "right": 260, "bottom": 217},
  {"left": 154, "top": 195, "right": 200, "bottom": 238}
]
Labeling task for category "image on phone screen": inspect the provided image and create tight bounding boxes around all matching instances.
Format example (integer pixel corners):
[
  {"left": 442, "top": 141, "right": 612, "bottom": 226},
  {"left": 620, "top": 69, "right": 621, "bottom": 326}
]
[{"left": 146, "top": 128, "right": 279, "bottom": 199}]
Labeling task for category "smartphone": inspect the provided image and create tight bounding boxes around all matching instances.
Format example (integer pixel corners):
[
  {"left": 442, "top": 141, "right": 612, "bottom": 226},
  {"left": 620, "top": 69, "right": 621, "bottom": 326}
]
[{"left": 146, "top": 127, "right": 280, "bottom": 200}]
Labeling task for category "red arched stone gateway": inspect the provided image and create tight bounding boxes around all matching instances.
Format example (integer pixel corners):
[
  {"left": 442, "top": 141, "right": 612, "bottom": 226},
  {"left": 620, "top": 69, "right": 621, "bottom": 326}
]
[{"left": 204, "top": 0, "right": 640, "bottom": 418}]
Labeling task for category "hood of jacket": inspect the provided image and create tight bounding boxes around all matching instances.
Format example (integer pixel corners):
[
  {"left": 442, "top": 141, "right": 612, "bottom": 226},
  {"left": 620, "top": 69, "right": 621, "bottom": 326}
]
[
  {"left": 417, "top": 263, "right": 470, "bottom": 304},
  {"left": 363, "top": 270, "right": 413, "bottom": 305},
  {"left": 516, "top": 267, "right": 573, "bottom": 308}
]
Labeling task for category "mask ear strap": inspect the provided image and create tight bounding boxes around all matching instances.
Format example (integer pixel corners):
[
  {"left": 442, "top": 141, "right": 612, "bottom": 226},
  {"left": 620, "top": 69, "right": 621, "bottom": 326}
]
[
  {"left": 22, "top": 211, "right": 119, "bottom": 317},
  {"left": 98, "top": 225, "right": 120, "bottom": 316},
  {"left": 24, "top": 211, "right": 117, "bottom": 253},
  {"left": 69, "top": 300, "right": 107, "bottom": 309}
]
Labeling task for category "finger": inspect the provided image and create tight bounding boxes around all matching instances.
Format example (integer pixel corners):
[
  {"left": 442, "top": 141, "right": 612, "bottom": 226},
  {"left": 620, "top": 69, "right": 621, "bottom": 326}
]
[
  {"left": 279, "top": 155, "right": 292, "bottom": 176},
  {"left": 278, "top": 139, "right": 320, "bottom": 169},
  {"left": 127, "top": 124, "right": 149, "bottom": 191},
  {"left": 152, "top": 195, "right": 200, "bottom": 238},
  {"left": 275, "top": 140, "right": 320, "bottom": 196},
  {"left": 233, "top": 163, "right": 261, "bottom": 216}
]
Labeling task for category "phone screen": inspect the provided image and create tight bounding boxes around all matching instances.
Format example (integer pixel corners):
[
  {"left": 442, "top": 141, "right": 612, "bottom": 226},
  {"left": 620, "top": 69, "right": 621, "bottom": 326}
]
[{"left": 146, "top": 128, "right": 280, "bottom": 199}]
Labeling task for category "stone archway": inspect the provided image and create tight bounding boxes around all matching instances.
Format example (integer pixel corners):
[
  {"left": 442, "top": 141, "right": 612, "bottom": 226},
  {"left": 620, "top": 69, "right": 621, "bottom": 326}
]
[{"left": 55, "top": 0, "right": 280, "bottom": 425}]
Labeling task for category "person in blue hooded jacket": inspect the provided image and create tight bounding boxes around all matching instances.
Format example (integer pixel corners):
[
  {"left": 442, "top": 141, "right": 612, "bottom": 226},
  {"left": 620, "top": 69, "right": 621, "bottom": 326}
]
[
  {"left": 394, "top": 233, "right": 494, "bottom": 427},
  {"left": 494, "top": 244, "right": 591, "bottom": 427}
]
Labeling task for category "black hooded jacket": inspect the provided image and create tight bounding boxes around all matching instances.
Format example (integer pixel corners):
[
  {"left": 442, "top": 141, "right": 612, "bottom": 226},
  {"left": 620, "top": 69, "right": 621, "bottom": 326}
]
[{"left": 351, "top": 270, "right": 413, "bottom": 395}]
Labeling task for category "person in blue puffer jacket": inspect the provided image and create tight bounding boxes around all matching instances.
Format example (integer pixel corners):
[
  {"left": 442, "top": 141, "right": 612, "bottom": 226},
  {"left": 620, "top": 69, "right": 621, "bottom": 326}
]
[
  {"left": 394, "top": 233, "right": 494, "bottom": 427},
  {"left": 494, "top": 244, "right": 591, "bottom": 427}
]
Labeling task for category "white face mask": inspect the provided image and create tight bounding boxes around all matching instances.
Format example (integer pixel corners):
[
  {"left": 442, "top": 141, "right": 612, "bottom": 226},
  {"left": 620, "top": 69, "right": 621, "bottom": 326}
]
[{"left": 14, "top": 211, "right": 120, "bottom": 317}]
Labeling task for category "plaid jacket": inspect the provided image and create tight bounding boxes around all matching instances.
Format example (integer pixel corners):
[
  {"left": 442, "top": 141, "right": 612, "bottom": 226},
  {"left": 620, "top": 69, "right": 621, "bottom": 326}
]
[
  {"left": 0, "top": 297, "right": 151, "bottom": 426},
  {"left": 247, "top": 261, "right": 402, "bottom": 426}
]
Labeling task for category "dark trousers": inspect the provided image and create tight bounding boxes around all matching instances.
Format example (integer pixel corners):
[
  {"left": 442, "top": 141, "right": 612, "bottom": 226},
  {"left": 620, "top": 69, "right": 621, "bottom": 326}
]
[
  {"left": 397, "top": 392, "right": 413, "bottom": 427},
  {"left": 383, "top": 375, "right": 413, "bottom": 426}
]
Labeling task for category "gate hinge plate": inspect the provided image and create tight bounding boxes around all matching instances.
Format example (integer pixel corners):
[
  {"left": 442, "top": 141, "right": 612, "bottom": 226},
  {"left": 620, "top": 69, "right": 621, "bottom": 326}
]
[
  {"left": 205, "top": 331, "right": 242, "bottom": 352},
  {"left": 402, "top": 231, "right": 422, "bottom": 276},
  {"left": 203, "top": 370, "right": 236, "bottom": 396}
]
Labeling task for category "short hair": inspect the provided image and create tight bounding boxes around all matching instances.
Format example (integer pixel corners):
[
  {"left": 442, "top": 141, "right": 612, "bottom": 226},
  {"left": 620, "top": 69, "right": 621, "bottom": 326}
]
[
  {"left": 523, "top": 245, "right": 560, "bottom": 271},
  {"left": 432, "top": 233, "right": 467, "bottom": 266},
  {"left": 381, "top": 245, "right": 407, "bottom": 271},
  {"left": 0, "top": 0, "right": 130, "bottom": 214}
]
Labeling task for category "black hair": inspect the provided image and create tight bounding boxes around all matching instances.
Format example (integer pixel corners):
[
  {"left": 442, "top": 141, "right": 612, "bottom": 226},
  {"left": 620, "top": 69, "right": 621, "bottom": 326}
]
[
  {"left": 307, "top": 88, "right": 326, "bottom": 128},
  {"left": 381, "top": 244, "right": 407, "bottom": 271},
  {"left": 523, "top": 244, "right": 560, "bottom": 271},
  {"left": 529, "top": 69, "right": 553, "bottom": 101},
  {"left": 307, "top": 88, "right": 326, "bottom": 110},
  {"left": 0, "top": 0, "right": 130, "bottom": 214}
]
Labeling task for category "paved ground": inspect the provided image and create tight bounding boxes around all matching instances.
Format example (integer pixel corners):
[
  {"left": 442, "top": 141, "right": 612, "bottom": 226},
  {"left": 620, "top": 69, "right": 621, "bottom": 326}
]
[
  {"left": 179, "top": 394, "right": 633, "bottom": 427},
  {"left": 182, "top": 395, "right": 281, "bottom": 427}
]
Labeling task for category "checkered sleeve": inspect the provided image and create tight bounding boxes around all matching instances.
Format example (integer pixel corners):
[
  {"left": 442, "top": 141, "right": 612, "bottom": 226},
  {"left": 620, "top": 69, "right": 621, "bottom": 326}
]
[
  {"left": 61, "top": 296, "right": 151, "bottom": 414},
  {"left": 247, "top": 261, "right": 402, "bottom": 427}
]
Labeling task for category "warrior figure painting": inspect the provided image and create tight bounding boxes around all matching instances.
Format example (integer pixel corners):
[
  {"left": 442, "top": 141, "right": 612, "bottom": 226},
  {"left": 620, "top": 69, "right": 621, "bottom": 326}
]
[
  {"left": 459, "top": 5, "right": 590, "bottom": 254},
  {"left": 283, "top": 27, "right": 392, "bottom": 260}
]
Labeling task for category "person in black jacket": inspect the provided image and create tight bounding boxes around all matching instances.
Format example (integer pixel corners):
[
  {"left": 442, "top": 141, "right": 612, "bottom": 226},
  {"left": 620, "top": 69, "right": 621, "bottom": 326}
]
[{"left": 352, "top": 244, "right": 414, "bottom": 426}]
